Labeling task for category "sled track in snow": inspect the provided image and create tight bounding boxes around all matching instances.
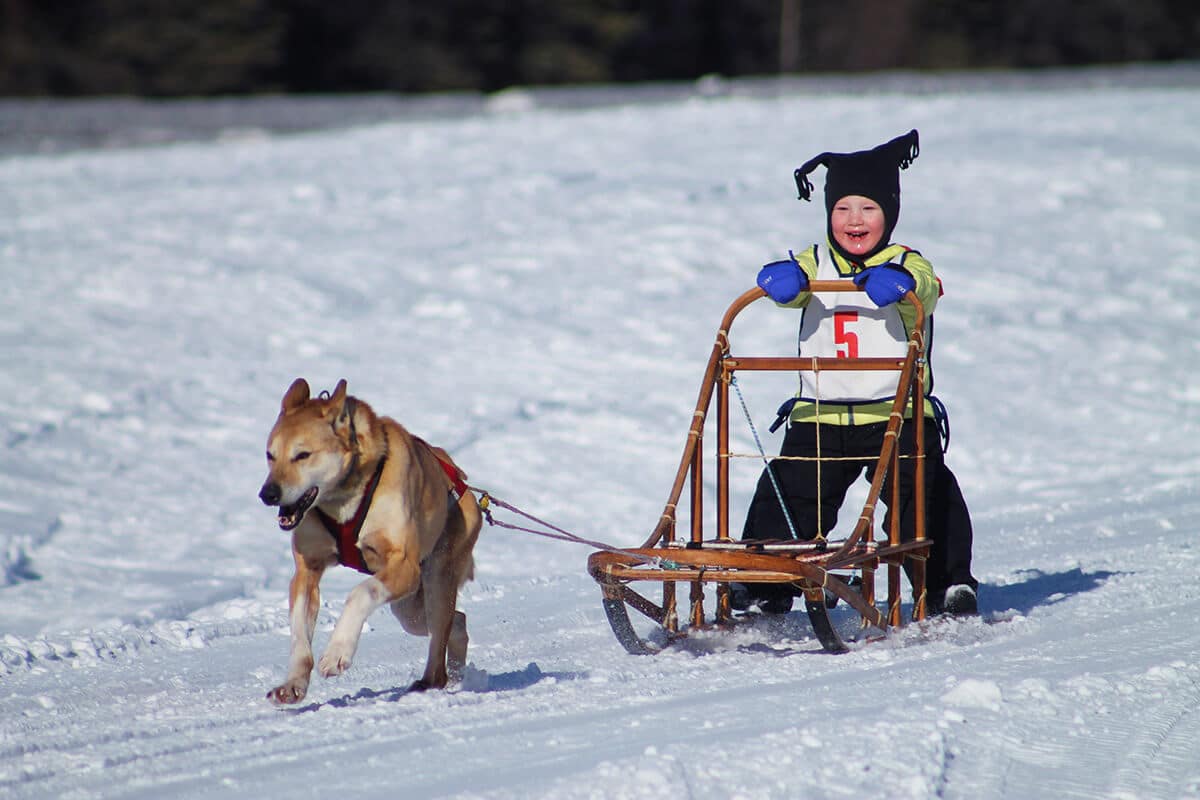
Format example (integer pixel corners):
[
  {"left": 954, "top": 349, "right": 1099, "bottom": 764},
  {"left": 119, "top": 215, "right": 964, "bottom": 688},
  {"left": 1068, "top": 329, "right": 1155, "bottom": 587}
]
[{"left": 1108, "top": 670, "right": 1200, "bottom": 799}]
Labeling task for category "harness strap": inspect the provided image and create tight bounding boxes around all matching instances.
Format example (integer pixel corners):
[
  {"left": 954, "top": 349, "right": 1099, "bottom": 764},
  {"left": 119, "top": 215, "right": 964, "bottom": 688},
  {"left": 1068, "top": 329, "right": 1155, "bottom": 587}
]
[
  {"left": 433, "top": 451, "right": 468, "bottom": 501},
  {"left": 412, "top": 436, "right": 469, "bottom": 502},
  {"left": 315, "top": 455, "right": 387, "bottom": 574}
]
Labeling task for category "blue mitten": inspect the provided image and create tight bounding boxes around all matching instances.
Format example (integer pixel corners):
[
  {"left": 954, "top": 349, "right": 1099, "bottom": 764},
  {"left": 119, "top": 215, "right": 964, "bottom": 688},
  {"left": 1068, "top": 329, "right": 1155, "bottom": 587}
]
[
  {"left": 852, "top": 264, "right": 915, "bottom": 307},
  {"left": 757, "top": 256, "right": 808, "bottom": 303}
]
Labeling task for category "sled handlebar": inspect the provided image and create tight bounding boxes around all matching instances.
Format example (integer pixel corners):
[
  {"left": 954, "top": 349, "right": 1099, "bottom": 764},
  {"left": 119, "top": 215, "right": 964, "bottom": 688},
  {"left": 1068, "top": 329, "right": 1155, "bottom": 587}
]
[{"left": 721, "top": 280, "right": 924, "bottom": 340}]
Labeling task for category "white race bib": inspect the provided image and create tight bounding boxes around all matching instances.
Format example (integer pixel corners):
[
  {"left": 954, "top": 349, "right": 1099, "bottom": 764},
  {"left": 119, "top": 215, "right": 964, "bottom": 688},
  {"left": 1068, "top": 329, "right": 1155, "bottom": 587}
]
[{"left": 797, "top": 252, "right": 911, "bottom": 402}]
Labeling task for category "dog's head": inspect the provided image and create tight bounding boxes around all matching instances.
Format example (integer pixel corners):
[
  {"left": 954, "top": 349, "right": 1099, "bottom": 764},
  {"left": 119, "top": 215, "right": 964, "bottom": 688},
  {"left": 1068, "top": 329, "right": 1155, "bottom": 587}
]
[{"left": 258, "top": 378, "right": 358, "bottom": 531}]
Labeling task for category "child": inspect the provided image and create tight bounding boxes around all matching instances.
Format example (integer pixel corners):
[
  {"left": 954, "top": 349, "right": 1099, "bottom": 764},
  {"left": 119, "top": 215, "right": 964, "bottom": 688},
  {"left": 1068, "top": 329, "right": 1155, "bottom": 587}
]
[{"left": 735, "top": 129, "right": 978, "bottom": 617}]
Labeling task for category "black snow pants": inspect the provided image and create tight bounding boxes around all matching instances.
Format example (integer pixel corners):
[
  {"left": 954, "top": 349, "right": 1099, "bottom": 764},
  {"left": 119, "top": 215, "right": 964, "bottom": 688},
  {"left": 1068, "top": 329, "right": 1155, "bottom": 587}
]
[{"left": 741, "top": 419, "right": 976, "bottom": 600}]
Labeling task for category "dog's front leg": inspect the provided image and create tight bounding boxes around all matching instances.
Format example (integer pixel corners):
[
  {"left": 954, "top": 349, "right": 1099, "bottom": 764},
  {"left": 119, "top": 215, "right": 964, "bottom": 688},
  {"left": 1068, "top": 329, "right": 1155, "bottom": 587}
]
[
  {"left": 269, "top": 557, "right": 323, "bottom": 705},
  {"left": 318, "top": 555, "right": 420, "bottom": 678}
]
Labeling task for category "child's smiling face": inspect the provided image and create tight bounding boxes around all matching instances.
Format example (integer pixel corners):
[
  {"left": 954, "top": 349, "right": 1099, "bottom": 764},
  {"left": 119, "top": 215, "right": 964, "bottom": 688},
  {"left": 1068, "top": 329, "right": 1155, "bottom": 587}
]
[{"left": 830, "top": 194, "right": 886, "bottom": 257}]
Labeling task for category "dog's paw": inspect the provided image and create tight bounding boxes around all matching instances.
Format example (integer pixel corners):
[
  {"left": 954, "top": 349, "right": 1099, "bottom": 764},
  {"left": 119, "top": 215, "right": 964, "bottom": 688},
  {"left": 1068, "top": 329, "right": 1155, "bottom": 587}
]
[
  {"left": 407, "top": 673, "right": 448, "bottom": 693},
  {"left": 267, "top": 680, "right": 309, "bottom": 705},
  {"left": 318, "top": 646, "right": 353, "bottom": 678}
]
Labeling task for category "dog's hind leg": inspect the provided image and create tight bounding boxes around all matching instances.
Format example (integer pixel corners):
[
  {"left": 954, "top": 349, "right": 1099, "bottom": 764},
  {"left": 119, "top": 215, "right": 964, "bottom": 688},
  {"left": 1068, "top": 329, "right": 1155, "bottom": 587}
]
[
  {"left": 447, "top": 610, "right": 468, "bottom": 683},
  {"left": 440, "top": 499, "right": 479, "bottom": 685},
  {"left": 407, "top": 561, "right": 460, "bottom": 692},
  {"left": 391, "top": 580, "right": 468, "bottom": 688}
]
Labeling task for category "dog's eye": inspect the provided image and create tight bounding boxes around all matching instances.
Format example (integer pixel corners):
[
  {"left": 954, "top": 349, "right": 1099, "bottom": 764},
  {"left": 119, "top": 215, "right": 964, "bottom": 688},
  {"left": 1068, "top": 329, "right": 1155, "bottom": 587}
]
[
  {"left": 266, "top": 452, "right": 275, "bottom": 463},
  {"left": 293, "top": 451, "right": 311, "bottom": 462}
]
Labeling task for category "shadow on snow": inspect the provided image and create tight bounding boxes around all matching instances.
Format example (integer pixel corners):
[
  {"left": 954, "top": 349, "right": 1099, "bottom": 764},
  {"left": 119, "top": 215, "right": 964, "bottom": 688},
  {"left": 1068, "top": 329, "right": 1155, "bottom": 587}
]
[
  {"left": 979, "top": 566, "right": 1119, "bottom": 616},
  {"left": 287, "top": 662, "right": 587, "bottom": 713}
]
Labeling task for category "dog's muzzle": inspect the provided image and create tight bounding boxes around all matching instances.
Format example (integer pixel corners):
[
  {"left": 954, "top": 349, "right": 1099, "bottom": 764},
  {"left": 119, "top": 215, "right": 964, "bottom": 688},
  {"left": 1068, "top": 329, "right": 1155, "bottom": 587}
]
[{"left": 259, "top": 482, "right": 318, "bottom": 531}]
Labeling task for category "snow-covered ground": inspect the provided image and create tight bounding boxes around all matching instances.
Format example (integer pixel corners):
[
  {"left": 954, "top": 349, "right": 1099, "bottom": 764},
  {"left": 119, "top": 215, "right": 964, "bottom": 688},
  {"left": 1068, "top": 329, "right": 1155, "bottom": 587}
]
[{"left": 2, "top": 68, "right": 1199, "bottom": 799}]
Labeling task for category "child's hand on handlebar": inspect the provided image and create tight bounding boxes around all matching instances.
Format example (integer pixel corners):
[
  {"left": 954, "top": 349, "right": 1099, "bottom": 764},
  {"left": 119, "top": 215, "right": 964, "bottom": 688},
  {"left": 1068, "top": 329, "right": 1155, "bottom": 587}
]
[
  {"left": 852, "top": 264, "right": 915, "bottom": 307},
  {"left": 757, "top": 257, "right": 808, "bottom": 303}
]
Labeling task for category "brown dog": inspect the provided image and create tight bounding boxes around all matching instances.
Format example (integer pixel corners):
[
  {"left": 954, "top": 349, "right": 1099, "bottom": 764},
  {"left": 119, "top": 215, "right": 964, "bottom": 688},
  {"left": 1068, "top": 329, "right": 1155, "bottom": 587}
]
[{"left": 258, "top": 378, "right": 481, "bottom": 705}]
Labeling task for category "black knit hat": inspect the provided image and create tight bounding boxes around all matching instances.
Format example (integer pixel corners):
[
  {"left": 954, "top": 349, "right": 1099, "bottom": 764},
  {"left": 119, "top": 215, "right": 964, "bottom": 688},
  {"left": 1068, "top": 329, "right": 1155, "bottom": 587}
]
[{"left": 794, "top": 129, "right": 920, "bottom": 261}]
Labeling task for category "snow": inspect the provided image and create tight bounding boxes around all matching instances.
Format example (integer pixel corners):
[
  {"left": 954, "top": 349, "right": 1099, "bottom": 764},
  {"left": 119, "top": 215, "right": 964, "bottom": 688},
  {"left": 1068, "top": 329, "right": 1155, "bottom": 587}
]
[{"left": 3, "top": 67, "right": 1200, "bottom": 799}]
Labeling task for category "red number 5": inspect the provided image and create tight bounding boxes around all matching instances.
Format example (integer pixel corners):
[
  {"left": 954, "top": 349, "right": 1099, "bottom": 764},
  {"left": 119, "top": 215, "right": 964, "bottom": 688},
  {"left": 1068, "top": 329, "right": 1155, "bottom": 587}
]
[{"left": 834, "top": 311, "right": 859, "bottom": 358}]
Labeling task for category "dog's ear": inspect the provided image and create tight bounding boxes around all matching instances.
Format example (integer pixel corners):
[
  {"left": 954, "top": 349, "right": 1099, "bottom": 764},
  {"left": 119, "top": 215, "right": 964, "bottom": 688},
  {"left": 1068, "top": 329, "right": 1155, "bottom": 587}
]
[
  {"left": 328, "top": 379, "right": 348, "bottom": 408},
  {"left": 281, "top": 378, "right": 310, "bottom": 412},
  {"left": 327, "top": 379, "right": 356, "bottom": 442},
  {"left": 327, "top": 378, "right": 349, "bottom": 421},
  {"left": 326, "top": 376, "right": 350, "bottom": 412}
]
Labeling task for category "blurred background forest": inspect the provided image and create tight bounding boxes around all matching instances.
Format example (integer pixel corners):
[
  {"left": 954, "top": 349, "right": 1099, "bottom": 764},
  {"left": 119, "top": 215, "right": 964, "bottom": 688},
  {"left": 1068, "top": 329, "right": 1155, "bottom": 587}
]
[{"left": 2, "top": 0, "right": 1198, "bottom": 97}]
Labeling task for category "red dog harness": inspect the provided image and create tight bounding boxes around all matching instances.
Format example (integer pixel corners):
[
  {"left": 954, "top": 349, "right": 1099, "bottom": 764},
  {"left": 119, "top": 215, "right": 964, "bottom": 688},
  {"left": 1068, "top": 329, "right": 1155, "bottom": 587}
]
[
  {"left": 414, "top": 435, "right": 469, "bottom": 503},
  {"left": 315, "top": 442, "right": 468, "bottom": 575},
  {"left": 315, "top": 457, "right": 386, "bottom": 574},
  {"left": 433, "top": 450, "right": 469, "bottom": 502}
]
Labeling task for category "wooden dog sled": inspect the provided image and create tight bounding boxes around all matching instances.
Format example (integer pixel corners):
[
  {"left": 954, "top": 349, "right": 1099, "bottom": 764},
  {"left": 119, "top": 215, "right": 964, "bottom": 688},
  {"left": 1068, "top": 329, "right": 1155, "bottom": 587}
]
[{"left": 588, "top": 280, "right": 931, "bottom": 654}]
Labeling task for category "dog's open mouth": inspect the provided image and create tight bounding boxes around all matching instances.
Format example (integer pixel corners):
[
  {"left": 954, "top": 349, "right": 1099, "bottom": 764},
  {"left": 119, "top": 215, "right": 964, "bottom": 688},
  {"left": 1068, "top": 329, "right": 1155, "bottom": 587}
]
[{"left": 277, "top": 487, "right": 318, "bottom": 531}]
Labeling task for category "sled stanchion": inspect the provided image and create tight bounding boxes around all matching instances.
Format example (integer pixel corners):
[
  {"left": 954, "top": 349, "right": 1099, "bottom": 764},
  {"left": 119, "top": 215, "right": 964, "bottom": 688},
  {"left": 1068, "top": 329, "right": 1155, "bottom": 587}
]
[
  {"left": 911, "top": 330, "right": 929, "bottom": 622},
  {"left": 717, "top": 365, "right": 731, "bottom": 542},
  {"left": 888, "top": 433, "right": 903, "bottom": 628},
  {"left": 588, "top": 280, "right": 931, "bottom": 655},
  {"left": 691, "top": 416, "right": 703, "bottom": 546}
]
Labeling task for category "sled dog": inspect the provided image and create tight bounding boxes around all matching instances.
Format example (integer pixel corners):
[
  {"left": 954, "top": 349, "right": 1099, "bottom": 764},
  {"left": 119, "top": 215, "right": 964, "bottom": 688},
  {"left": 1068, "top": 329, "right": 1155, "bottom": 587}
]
[{"left": 258, "top": 378, "right": 481, "bottom": 705}]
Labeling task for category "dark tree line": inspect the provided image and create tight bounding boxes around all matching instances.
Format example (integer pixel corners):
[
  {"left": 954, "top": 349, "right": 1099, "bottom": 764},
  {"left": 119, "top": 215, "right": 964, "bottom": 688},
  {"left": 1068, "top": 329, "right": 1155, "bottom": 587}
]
[{"left": 2, "top": 0, "right": 1197, "bottom": 97}]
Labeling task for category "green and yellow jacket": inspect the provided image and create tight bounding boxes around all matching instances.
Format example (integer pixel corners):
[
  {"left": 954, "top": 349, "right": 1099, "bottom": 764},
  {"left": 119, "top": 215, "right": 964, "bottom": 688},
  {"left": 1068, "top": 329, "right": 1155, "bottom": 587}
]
[{"left": 775, "top": 242, "right": 941, "bottom": 426}]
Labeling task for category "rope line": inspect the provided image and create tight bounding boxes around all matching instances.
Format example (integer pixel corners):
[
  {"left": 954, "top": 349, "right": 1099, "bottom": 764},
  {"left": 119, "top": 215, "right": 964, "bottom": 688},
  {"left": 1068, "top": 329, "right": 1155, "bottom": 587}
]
[
  {"left": 729, "top": 374, "right": 800, "bottom": 540},
  {"left": 468, "top": 486, "right": 679, "bottom": 569},
  {"left": 723, "top": 452, "right": 926, "bottom": 462}
]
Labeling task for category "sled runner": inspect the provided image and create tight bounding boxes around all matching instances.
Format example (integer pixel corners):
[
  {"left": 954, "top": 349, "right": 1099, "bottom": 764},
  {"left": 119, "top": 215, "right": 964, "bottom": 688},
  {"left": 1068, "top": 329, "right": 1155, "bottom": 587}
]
[{"left": 588, "top": 280, "right": 931, "bottom": 654}]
